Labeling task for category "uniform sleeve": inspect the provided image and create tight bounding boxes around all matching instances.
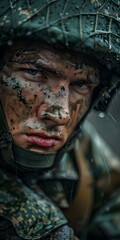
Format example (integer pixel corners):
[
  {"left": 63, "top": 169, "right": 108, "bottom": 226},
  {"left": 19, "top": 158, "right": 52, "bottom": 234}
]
[
  {"left": 86, "top": 189, "right": 120, "bottom": 240},
  {"left": 0, "top": 221, "right": 79, "bottom": 240},
  {"left": 43, "top": 225, "right": 80, "bottom": 240}
]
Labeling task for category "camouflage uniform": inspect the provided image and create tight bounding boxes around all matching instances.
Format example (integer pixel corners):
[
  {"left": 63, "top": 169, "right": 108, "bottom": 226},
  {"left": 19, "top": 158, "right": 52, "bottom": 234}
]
[
  {"left": 0, "top": 0, "right": 120, "bottom": 239},
  {"left": 0, "top": 168, "right": 67, "bottom": 240},
  {"left": 0, "top": 136, "right": 120, "bottom": 240}
]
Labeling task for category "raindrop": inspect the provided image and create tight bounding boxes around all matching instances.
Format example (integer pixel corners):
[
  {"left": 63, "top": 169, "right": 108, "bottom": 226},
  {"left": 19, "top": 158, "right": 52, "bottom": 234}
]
[
  {"left": 26, "top": 31, "right": 32, "bottom": 36},
  {"left": 108, "top": 112, "right": 117, "bottom": 123},
  {"left": 98, "top": 112, "right": 105, "bottom": 118},
  {"left": 116, "top": 55, "right": 120, "bottom": 60},
  {"left": 9, "top": 0, "right": 14, "bottom": 9},
  {"left": 7, "top": 40, "right": 13, "bottom": 46},
  {"left": 109, "top": 44, "right": 112, "bottom": 50},
  {"left": 106, "top": 206, "right": 110, "bottom": 211}
]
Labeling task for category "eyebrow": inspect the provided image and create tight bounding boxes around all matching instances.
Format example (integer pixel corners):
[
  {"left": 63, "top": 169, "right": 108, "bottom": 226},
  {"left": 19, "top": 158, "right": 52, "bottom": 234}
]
[
  {"left": 33, "top": 62, "right": 63, "bottom": 76},
  {"left": 71, "top": 78, "right": 99, "bottom": 85},
  {"left": 11, "top": 58, "right": 63, "bottom": 77},
  {"left": 10, "top": 51, "right": 100, "bottom": 83},
  {"left": 11, "top": 60, "right": 99, "bottom": 84}
]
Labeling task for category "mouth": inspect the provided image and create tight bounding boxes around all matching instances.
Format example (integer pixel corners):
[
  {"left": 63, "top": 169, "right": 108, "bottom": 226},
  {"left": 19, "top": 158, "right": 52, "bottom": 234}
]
[{"left": 25, "top": 131, "right": 62, "bottom": 148}]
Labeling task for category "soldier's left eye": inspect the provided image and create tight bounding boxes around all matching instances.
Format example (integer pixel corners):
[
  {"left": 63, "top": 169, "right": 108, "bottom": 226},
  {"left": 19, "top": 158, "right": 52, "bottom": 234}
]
[
  {"left": 70, "top": 80, "right": 92, "bottom": 94},
  {"left": 70, "top": 80, "right": 90, "bottom": 89}
]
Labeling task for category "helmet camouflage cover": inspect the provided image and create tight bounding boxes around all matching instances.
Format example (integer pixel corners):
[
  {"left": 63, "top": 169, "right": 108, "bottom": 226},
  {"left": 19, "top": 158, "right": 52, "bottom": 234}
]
[{"left": 0, "top": 0, "right": 119, "bottom": 74}]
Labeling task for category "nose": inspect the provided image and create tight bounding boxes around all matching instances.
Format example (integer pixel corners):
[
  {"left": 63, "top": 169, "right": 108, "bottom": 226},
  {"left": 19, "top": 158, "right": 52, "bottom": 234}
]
[{"left": 38, "top": 86, "right": 71, "bottom": 126}]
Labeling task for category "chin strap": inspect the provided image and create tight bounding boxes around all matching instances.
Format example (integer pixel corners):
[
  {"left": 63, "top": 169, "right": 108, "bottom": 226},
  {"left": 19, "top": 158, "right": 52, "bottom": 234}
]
[
  {"left": 13, "top": 144, "right": 57, "bottom": 170},
  {"left": 64, "top": 137, "right": 94, "bottom": 235}
]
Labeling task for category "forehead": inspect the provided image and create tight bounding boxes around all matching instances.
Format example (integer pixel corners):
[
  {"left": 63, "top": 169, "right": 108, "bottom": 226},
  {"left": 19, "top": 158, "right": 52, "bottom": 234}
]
[{"left": 6, "top": 39, "right": 99, "bottom": 70}]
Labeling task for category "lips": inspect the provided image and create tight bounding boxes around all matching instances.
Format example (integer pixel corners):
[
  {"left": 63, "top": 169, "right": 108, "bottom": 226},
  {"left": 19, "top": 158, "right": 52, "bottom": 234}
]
[{"left": 25, "top": 132, "right": 62, "bottom": 147}]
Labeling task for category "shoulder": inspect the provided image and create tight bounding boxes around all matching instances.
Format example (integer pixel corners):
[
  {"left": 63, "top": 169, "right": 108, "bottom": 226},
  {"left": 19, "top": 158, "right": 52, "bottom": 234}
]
[{"left": 0, "top": 168, "right": 67, "bottom": 239}]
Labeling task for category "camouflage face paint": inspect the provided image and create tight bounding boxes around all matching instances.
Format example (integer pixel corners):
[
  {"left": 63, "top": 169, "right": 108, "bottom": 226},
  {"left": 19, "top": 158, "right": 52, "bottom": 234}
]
[{"left": 0, "top": 40, "right": 100, "bottom": 153}]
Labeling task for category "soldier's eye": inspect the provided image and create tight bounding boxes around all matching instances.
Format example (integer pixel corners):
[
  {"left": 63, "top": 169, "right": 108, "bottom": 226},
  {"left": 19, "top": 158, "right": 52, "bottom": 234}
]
[
  {"left": 70, "top": 80, "right": 92, "bottom": 94},
  {"left": 71, "top": 81, "right": 90, "bottom": 89},
  {"left": 25, "top": 69, "right": 40, "bottom": 76},
  {"left": 71, "top": 81, "right": 87, "bottom": 88}
]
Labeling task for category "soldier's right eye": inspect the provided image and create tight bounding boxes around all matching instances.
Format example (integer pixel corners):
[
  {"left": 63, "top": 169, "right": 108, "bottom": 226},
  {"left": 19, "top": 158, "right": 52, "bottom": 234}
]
[
  {"left": 25, "top": 69, "right": 39, "bottom": 76},
  {"left": 23, "top": 67, "right": 47, "bottom": 81}
]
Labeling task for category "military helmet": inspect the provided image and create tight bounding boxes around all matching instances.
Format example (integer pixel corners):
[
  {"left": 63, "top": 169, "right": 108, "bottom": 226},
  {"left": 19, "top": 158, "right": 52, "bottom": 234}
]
[
  {"left": 0, "top": 0, "right": 119, "bottom": 73},
  {"left": 0, "top": 0, "right": 120, "bottom": 170}
]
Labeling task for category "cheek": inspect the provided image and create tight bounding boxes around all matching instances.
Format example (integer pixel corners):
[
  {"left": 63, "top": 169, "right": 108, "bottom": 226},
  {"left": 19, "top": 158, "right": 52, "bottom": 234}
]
[{"left": 0, "top": 77, "right": 45, "bottom": 130}]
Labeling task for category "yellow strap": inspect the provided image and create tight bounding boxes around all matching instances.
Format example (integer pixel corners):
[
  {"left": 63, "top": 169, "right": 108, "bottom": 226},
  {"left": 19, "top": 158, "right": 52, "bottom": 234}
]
[{"left": 64, "top": 138, "right": 94, "bottom": 233}]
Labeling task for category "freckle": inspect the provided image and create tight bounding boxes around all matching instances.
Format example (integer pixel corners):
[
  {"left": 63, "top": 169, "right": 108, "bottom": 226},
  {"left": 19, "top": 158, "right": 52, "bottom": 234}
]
[{"left": 34, "top": 94, "right": 37, "bottom": 99}]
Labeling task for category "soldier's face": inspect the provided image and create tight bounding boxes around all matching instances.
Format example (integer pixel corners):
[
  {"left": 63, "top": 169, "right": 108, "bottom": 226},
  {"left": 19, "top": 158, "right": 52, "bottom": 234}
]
[{"left": 0, "top": 40, "right": 99, "bottom": 153}]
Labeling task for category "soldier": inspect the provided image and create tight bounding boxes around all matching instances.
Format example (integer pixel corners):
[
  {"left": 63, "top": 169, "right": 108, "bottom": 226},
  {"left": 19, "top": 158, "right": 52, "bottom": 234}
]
[{"left": 0, "top": 0, "right": 120, "bottom": 239}]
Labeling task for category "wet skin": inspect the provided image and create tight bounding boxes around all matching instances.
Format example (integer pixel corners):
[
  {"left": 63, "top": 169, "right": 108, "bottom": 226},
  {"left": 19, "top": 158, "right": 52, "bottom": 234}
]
[{"left": 0, "top": 40, "right": 100, "bottom": 153}]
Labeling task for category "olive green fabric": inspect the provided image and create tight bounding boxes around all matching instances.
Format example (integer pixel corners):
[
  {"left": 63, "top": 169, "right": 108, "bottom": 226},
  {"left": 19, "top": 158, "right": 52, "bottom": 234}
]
[{"left": 0, "top": 0, "right": 119, "bottom": 74}]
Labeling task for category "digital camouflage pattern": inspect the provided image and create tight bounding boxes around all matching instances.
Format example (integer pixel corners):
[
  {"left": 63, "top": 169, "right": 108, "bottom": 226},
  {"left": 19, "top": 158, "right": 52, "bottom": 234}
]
[
  {"left": 0, "top": 0, "right": 119, "bottom": 74},
  {"left": 0, "top": 168, "right": 67, "bottom": 239}
]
